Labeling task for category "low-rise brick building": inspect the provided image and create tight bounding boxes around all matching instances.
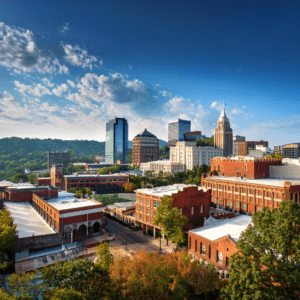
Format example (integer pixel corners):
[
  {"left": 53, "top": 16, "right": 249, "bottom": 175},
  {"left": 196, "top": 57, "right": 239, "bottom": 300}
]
[
  {"left": 211, "top": 156, "right": 281, "bottom": 179},
  {"left": 134, "top": 184, "right": 212, "bottom": 236},
  {"left": 188, "top": 215, "right": 252, "bottom": 277}
]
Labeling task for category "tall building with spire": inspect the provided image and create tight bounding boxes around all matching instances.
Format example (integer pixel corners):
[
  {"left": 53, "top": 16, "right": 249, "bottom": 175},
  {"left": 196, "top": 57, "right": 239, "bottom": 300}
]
[{"left": 214, "top": 105, "right": 233, "bottom": 157}]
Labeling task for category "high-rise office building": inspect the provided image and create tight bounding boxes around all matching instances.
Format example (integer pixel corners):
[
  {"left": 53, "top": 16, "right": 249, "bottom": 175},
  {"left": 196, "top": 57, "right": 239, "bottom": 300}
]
[
  {"left": 214, "top": 105, "right": 233, "bottom": 157},
  {"left": 168, "top": 119, "right": 191, "bottom": 147},
  {"left": 233, "top": 135, "right": 246, "bottom": 156},
  {"left": 132, "top": 129, "right": 159, "bottom": 165},
  {"left": 105, "top": 117, "right": 128, "bottom": 164}
]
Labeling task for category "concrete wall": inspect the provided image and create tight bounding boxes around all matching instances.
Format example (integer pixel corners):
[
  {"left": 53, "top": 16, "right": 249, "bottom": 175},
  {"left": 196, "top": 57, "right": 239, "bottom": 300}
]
[{"left": 270, "top": 165, "right": 300, "bottom": 179}]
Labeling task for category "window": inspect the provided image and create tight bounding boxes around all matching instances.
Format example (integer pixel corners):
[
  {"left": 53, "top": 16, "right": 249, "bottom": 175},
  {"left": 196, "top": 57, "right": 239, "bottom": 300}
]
[
  {"left": 154, "top": 210, "right": 157, "bottom": 216},
  {"left": 219, "top": 199, "right": 223, "bottom": 205},
  {"left": 235, "top": 202, "right": 239, "bottom": 208},
  {"left": 218, "top": 251, "right": 223, "bottom": 263},
  {"left": 191, "top": 207, "right": 194, "bottom": 215},
  {"left": 146, "top": 216, "right": 150, "bottom": 223},
  {"left": 241, "top": 188, "right": 244, "bottom": 193},
  {"left": 276, "top": 193, "right": 279, "bottom": 199},
  {"left": 257, "top": 190, "right": 260, "bottom": 196},
  {"left": 228, "top": 201, "right": 232, "bottom": 207},
  {"left": 266, "top": 191, "right": 269, "bottom": 197},
  {"left": 243, "top": 204, "right": 247, "bottom": 210},
  {"left": 139, "top": 206, "right": 143, "bottom": 213},
  {"left": 226, "top": 257, "right": 229, "bottom": 267},
  {"left": 250, "top": 189, "right": 252, "bottom": 194},
  {"left": 153, "top": 201, "right": 157, "bottom": 208},
  {"left": 201, "top": 243, "right": 206, "bottom": 255},
  {"left": 226, "top": 247, "right": 229, "bottom": 252},
  {"left": 157, "top": 202, "right": 160, "bottom": 207},
  {"left": 147, "top": 199, "right": 150, "bottom": 206},
  {"left": 139, "top": 197, "right": 143, "bottom": 204},
  {"left": 208, "top": 245, "right": 211, "bottom": 259},
  {"left": 180, "top": 208, "right": 182, "bottom": 214},
  {"left": 244, "top": 164, "right": 247, "bottom": 172},
  {"left": 189, "top": 237, "right": 191, "bottom": 249},
  {"left": 146, "top": 208, "right": 150, "bottom": 215},
  {"left": 200, "top": 205, "right": 203, "bottom": 213},
  {"left": 235, "top": 187, "right": 238, "bottom": 192},
  {"left": 228, "top": 186, "right": 231, "bottom": 191},
  {"left": 139, "top": 214, "right": 143, "bottom": 221},
  {"left": 214, "top": 198, "right": 217, "bottom": 204},
  {"left": 195, "top": 240, "right": 197, "bottom": 252}
]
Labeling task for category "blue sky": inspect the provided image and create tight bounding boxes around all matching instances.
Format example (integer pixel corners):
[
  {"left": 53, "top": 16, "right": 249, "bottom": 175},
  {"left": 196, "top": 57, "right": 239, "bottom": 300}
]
[{"left": 0, "top": 0, "right": 299, "bottom": 147}]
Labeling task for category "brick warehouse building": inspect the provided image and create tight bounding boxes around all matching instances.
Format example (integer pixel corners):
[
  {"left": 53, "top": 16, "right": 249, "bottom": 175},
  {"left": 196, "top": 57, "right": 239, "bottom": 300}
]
[
  {"left": 38, "top": 164, "right": 129, "bottom": 194},
  {"left": 135, "top": 184, "right": 212, "bottom": 236},
  {"left": 188, "top": 215, "right": 252, "bottom": 277},
  {"left": 202, "top": 157, "right": 300, "bottom": 215},
  {"left": 211, "top": 156, "right": 282, "bottom": 179}
]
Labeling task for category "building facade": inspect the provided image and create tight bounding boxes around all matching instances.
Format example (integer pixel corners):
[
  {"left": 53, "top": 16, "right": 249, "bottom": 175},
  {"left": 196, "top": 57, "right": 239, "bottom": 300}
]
[
  {"left": 214, "top": 105, "right": 233, "bottom": 157},
  {"left": 168, "top": 119, "right": 191, "bottom": 147},
  {"left": 140, "top": 160, "right": 185, "bottom": 174},
  {"left": 283, "top": 143, "right": 300, "bottom": 159},
  {"left": 170, "top": 141, "right": 223, "bottom": 170},
  {"left": 135, "top": 184, "right": 211, "bottom": 234},
  {"left": 105, "top": 117, "right": 128, "bottom": 164},
  {"left": 184, "top": 131, "right": 207, "bottom": 142},
  {"left": 234, "top": 140, "right": 269, "bottom": 157},
  {"left": 132, "top": 128, "right": 159, "bottom": 165},
  {"left": 233, "top": 135, "right": 245, "bottom": 157},
  {"left": 188, "top": 215, "right": 252, "bottom": 276},
  {"left": 47, "top": 152, "right": 70, "bottom": 169},
  {"left": 210, "top": 157, "right": 282, "bottom": 179}
]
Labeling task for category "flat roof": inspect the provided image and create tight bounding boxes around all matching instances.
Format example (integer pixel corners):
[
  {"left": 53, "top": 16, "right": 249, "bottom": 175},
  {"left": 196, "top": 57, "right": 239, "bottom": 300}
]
[
  {"left": 7, "top": 183, "right": 53, "bottom": 190},
  {"left": 64, "top": 173, "right": 129, "bottom": 179},
  {"left": 5, "top": 202, "right": 56, "bottom": 238},
  {"left": 189, "top": 215, "right": 252, "bottom": 243},
  {"left": 114, "top": 202, "right": 136, "bottom": 209},
  {"left": 46, "top": 193, "right": 101, "bottom": 211},
  {"left": 206, "top": 176, "right": 300, "bottom": 187},
  {"left": 135, "top": 184, "right": 208, "bottom": 197}
]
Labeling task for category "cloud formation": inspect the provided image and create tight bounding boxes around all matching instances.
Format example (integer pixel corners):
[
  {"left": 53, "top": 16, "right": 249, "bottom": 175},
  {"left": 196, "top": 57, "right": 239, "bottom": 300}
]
[
  {"left": 52, "top": 84, "right": 70, "bottom": 97},
  {"left": 60, "top": 22, "right": 70, "bottom": 33},
  {"left": 0, "top": 22, "right": 68, "bottom": 74},
  {"left": 62, "top": 44, "right": 97, "bottom": 70},
  {"left": 14, "top": 81, "right": 52, "bottom": 97}
]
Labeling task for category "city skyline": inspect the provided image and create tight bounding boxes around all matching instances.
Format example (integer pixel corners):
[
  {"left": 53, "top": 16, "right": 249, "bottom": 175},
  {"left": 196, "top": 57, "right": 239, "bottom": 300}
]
[{"left": 0, "top": 1, "right": 299, "bottom": 147}]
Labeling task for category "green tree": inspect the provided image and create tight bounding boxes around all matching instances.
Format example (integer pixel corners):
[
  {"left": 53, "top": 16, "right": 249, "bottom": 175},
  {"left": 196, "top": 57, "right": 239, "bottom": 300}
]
[
  {"left": 85, "top": 188, "right": 92, "bottom": 196},
  {"left": 222, "top": 201, "right": 300, "bottom": 300},
  {"left": 11, "top": 172, "right": 27, "bottom": 183},
  {"left": 4, "top": 271, "right": 42, "bottom": 299},
  {"left": 95, "top": 242, "right": 114, "bottom": 271},
  {"left": 75, "top": 190, "right": 83, "bottom": 198},
  {"left": 27, "top": 173, "right": 37, "bottom": 184},
  {"left": 154, "top": 196, "right": 188, "bottom": 248}
]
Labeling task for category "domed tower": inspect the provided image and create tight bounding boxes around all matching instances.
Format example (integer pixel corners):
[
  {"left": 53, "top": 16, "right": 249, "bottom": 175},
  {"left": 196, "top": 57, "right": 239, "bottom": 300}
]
[{"left": 214, "top": 104, "right": 233, "bottom": 157}]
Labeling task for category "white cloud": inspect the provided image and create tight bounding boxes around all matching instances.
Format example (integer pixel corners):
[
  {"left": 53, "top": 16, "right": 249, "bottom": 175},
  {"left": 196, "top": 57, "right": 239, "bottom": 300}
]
[
  {"left": 14, "top": 81, "right": 52, "bottom": 97},
  {"left": 42, "top": 78, "right": 54, "bottom": 87},
  {"left": 52, "top": 83, "right": 69, "bottom": 97},
  {"left": 62, "top": 44, "right": 97, "bottom": 70},
  {"left": 0, "top": 22, "right": 68, "bottom": 74},
  {"left": 60, "top": 22, "right": 70, "bottom": 33},
  {"left": 210, "top": 101, "right": 217, "bottom": 109},
  {"left": 232, "top": 108, "right": 242, "bottom": 114},
  {"left": 128, "top": 64, "right": 133, "bottom": 69},
  {"left": 67, "top": 80, "right": 75, "bottom": 88},
  {"left": 159, "top": 90, "right": 172, "bottom": 97}
]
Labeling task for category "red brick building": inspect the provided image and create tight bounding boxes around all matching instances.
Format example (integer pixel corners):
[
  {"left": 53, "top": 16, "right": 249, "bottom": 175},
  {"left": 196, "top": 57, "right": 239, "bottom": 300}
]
[
  {"left": 188, "top": 215, "right": 252, "bottom": 277},
  {"left": 234, "top": 140, "right": 269, "bottom": 156},
  {"left": 211, "top": 157, "right": 281, "bottom": 179},
  {"left": 135, "top": 184, "right": 212, "bottom": 236}
]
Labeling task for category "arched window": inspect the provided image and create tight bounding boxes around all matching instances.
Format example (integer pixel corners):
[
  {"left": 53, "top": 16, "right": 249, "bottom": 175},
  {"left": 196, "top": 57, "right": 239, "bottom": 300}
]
[
  {"left": 195, "top": 240, "right": 197, "bottom": 252},
  {"left": 200, "top": 205, "right": 203, "bottom": 213},
  {"left": 226, "top": 257, "right": 229, "bottom": 267}
]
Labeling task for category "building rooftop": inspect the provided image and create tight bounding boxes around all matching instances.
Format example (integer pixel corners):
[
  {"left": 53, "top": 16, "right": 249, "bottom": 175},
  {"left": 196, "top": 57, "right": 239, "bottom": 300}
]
[
  {"left": 113, "top": 202, "right": 136, "bottom": 209},
  {"left": 5, "top": 202, "right": 56, "bottom": 238},
  {"left": 7, "top": 183, "right": 56, "bottom": 190},
  {"left": 133, "top": 128, "right": 157, "bottom": 139},
  {"left": 0, "top": 180, "right": 14, "bottom": 187},
  {"left": 46, "top": 192, "right": 101, "bottom": 211},
  {"left": 64, "top": 173, "right": 129, "bottom": 179},
  {"left": 190, "top": 215, "right": 252, "bottom": 243},
  {"left": 135, "top": 184, "right": 208, "bottom": 197},
  {"left": 207, "top": 176, "right": 300, "bottom": 187}
]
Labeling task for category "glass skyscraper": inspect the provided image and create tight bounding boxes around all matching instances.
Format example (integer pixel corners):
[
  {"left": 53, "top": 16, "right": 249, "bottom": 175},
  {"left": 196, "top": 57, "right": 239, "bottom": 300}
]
[
  {"left": 168, "top": 119, "right": 191, "bottom": 147},
  {"left": 105, "top": 117, "right": 128, "bottom": 164}
]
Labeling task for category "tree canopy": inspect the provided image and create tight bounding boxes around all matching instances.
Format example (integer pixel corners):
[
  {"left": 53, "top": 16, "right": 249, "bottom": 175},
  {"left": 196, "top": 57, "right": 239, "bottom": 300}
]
[
  {"left": 222, "top": 200, "right": 300, "bottom": 300},
  {"left": 154, "top": 196, "right": 189, "bottom": 248}
]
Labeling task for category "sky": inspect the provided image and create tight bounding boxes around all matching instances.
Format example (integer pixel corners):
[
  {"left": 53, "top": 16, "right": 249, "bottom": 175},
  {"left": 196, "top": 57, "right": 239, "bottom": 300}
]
[{"left": 0, "top": 0, "right": 299, "bottom": 147}]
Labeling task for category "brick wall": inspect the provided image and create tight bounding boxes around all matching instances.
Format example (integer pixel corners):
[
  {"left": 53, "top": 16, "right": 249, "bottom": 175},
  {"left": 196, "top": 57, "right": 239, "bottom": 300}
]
[
  {"left": 188, "top": 231, "right": 237, "bottom": 271},
  {"left": 37, "top": 178, "right": 51, "bottom": 186}
]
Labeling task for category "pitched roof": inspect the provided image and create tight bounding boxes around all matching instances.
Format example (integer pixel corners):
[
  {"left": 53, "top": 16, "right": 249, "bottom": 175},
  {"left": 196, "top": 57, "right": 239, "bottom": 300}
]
[{"left": 134, "top": 128, "right": 157, "bottom": 139}]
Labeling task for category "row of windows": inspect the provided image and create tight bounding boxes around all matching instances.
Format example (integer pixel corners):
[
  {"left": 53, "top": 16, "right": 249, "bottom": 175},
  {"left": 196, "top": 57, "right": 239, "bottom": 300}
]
[
  {"left": 190, "top": 238, "right": 230, "bottom": 266},
  {"left": 138, "top": 197, "right": 161, "bottom": 208}
]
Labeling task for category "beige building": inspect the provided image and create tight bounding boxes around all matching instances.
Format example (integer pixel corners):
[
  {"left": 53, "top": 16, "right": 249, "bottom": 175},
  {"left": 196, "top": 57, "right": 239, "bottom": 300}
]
[
  {"left": 214, "top": 105, "right": 233, "bottom": 157},
  {"left": 170, "top": 141, "right": 223, "bottom": 170},
  {"left": 140, "top": 160, "right": 185, "bottom": 174},
  {"left": 270, "top": 158, "right": 300, "bottom": 179}
]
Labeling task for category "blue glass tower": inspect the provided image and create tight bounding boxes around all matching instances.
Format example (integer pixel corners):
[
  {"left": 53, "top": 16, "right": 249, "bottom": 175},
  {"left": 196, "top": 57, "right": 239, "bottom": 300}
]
[
  {"left": 168, "top": 119, "right": 191, "bottom": 147},
  {"left": 105, "top": 117, "right": 128, "bottom": 164}
]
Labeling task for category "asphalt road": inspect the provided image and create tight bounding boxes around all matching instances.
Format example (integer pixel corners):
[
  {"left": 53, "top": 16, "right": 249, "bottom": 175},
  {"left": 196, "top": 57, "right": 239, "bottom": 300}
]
[{"left": 104, "top": 218, "right": 164, "bottom": 253}]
